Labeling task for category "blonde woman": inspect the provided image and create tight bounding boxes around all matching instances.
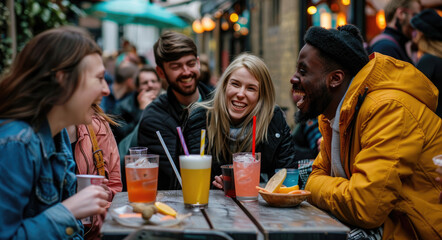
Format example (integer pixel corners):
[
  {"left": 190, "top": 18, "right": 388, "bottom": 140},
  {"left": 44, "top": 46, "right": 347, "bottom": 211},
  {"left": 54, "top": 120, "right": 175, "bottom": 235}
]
[{"left": 184, "top": 53, "right": 298, "bottom": 188}]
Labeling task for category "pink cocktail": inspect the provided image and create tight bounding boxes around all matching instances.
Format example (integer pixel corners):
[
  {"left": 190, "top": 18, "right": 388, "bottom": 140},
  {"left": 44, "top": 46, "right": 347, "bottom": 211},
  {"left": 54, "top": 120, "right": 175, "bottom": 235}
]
[{"left": 233, "top": 152, "right": 261, "bottom": 201}]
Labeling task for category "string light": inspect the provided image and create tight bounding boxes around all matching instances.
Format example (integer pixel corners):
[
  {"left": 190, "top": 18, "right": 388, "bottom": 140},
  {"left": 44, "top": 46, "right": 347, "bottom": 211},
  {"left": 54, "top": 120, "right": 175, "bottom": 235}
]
[
  {"left": 192, "top": 19, "right": 204, "bottom": 34},
  {"left": 307, "top": 6, "right": 317, "bottom": 15},
  {"left": 230, "top": 12, "right": 239, "bottom": 22}
]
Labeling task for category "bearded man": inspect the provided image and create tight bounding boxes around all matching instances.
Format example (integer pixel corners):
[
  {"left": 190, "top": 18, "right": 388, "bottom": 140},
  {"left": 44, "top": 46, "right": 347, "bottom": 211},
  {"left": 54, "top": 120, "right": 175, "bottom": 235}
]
[{"left": 138, "top": 31, "right": 212, "bottom": 190}]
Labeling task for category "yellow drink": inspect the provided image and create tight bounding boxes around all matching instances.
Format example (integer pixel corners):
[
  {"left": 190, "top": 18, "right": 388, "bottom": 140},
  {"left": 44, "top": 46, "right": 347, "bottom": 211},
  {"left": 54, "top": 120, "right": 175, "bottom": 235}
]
[{"left": 179, "top": 155, "right": 212, "bottom": 208}]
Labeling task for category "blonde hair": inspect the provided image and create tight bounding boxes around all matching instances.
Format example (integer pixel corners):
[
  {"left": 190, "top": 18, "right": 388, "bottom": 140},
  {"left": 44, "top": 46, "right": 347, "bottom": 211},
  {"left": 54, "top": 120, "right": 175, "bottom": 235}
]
[
  {"left": 191, "top": 53, "right": 275, "bottom": 163},
  {"left": 416, "top": 35, "right": 442, "bottom": 59}
]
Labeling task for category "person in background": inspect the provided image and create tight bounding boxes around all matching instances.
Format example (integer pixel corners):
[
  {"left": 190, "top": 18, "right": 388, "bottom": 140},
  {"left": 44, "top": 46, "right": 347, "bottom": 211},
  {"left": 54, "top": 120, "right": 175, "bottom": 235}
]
[
  {"left": 138, "top": 31, "right": 213, "bottom": 190},
  {"left": 0, "top": 26, "right": 109, "bottom": 240},
  {"left": 369, "top": 0, "right": 421, "bottom": 63},
  {"left": 113, "top": 65, "right": 163, "bottom": 143},
  {"left": 292, "top": 24, "right": 442, "bottom": 239},
  {"left": 67, "top": 105, "right": 122, "bottom": 240},
  {"left": 100, "top": 61, "right": 138, "bottom": 114},
  {"left": 185, "top": 53, "right": 298, "bottom": 188},
  {"left": 199, "top": 54, "right": 215, "bottom": 88},
  {"left": 411, "top": 8, "right": 442, "bottom": 116}
]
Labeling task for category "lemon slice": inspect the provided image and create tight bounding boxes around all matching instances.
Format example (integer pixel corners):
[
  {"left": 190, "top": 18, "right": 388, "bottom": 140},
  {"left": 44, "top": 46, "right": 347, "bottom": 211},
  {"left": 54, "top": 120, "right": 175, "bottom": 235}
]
[
  {"left": 277, "top": 185, "right": 299, "bottom": 193},
  {"left": 154, "top": 202, "right": 177, "bottom": 217},
  {"left": 264, "top": 168, "right": 287, "bottom": 193}
]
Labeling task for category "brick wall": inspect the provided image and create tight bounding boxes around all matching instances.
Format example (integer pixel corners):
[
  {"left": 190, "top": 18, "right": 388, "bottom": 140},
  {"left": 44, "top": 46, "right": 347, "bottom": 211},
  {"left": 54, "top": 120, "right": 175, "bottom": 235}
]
[{"left": 250, "top": 0, "right": 300, "bottom": 128}]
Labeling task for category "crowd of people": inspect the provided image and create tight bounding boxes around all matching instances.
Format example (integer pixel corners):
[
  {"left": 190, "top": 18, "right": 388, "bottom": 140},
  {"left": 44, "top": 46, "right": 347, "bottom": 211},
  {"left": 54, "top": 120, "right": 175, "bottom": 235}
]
[{"left": 0, "top": 0, "right": 441, "bottom": 239}]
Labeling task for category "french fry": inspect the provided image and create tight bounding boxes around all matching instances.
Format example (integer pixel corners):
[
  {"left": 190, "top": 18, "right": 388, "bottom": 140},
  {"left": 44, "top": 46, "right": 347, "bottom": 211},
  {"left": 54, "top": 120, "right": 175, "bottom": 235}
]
[
  {"left": 256, "top": 186, "right": 270, "bottom": 193},
  {"left": 288, "top": 190, "right": 303, "bottom": 194}
]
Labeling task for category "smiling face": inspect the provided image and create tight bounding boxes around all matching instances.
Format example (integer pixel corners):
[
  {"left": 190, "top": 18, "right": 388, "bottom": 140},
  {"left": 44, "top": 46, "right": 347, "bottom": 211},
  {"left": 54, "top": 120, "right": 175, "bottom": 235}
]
[
  {"left": 158, "top": 54, "right": 200, "bottom": 97},
  {"left": 63, "top": 53, "right": 109, "bottom": 125},
  {"left": 225, "top": 67, "right": 260, "bottom": 125},
  {"left": 291, "top": 44, "right": 333, "bottom": 123},
  {"left": 138, "top": 71, "right": 162, "bottom": 95}
]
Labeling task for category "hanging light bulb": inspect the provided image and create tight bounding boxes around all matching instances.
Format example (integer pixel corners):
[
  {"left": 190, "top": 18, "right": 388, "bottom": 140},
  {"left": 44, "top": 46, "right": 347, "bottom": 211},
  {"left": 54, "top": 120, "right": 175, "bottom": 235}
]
[
  {"left": 230, "top": 12, "right": 239, "bottom": 23},
  {"left": 202, "top": 15, "right": 216, "bottom": 31},
  {"left": 376, "top": 10, "right": 386, "bottom": 29},
  {"left": 342, "top": 0, "right": 351, "bottom": 6},
  {"left": 307, "top": 6, "right": 317, "bottom": 15},
  {"left": 221, "top": 19, "right": 229, "bottom": 31},
  {"left": 192, "top": 19, "right": 204, "bottom": 34},
  {"left": 337, "top": 12, "right": 347, "bottom": 26}
]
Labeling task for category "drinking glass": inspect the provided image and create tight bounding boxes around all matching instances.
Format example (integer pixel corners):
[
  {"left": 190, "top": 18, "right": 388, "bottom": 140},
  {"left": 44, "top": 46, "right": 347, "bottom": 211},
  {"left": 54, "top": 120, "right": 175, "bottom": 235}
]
[
  {"left": 221, "top": 164, "right": 235, "bottom": 197},
  {"left": 125, "top": 154, "right": 159, "bottom": 203},
  {"left": 179, "top": 154, "right": 212, "bottom": 208},
  {"left": 233, "top": 152, "right": 261, "bottom": 201},
  {"left": 129, "top": 146, "right": 148, "bottom": 156},
  {"left": 276, "top": 168, "right": 299, "bottom": 187}
]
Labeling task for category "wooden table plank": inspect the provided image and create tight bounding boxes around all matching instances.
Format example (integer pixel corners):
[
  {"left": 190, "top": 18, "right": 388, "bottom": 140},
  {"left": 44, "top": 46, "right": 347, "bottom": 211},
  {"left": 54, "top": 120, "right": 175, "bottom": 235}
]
[
  {"left": 238, "top": 197, "right": 350, "bottom": 240},
  {"left": 101, "top": 190, "right": 259, "bottom": 240},
  {"left": 101, "top": 191, "right": 210, "bottom": 240},
  {"left": 205, "top": 190, "right": 260, "bottom": 240}
]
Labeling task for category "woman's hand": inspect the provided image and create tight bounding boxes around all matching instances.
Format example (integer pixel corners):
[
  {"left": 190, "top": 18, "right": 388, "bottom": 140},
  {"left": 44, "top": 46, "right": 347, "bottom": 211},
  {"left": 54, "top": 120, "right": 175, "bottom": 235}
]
[
  {"left": 212, "top": 175, "right": 224, "bottom": 189},
  {"left": 101, "top": 178, "right": 112, "bottom": 202},
  {"left": 62, "top": 185, "right": 109, "bottom": 219}
]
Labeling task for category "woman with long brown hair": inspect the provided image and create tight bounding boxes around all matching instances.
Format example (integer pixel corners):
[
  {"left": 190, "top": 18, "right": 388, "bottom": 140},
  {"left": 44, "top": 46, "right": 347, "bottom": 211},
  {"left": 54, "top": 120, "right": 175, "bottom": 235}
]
[{"left": 0, "top": 26, "right": 110, "bottom": 239}]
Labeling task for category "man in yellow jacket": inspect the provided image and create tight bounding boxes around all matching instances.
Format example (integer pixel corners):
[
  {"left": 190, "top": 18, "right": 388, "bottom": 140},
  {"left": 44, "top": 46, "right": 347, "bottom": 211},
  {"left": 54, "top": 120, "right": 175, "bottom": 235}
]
[{"left": 291, "top": 24, "right": 442, "bottom": 239}]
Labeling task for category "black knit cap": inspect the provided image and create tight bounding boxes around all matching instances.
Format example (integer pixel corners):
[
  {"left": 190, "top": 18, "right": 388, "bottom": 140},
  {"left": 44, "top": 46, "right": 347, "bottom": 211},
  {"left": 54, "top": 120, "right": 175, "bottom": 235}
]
[
  {"left": 410, "top": 9, "right": 442, "bottom": 41},
  {"left": 304, "top": 25, "right": 369, "bottom": 76}
]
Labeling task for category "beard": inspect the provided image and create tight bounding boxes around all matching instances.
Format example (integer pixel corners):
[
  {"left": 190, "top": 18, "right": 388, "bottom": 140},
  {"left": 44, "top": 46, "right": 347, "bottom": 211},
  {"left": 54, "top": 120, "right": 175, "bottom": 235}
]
[
  {"left": 165, "top": 74, "right": 199, "bottom": 96},
  {"left": 295, "top": 81, "right": 332, "bottom": 123}
]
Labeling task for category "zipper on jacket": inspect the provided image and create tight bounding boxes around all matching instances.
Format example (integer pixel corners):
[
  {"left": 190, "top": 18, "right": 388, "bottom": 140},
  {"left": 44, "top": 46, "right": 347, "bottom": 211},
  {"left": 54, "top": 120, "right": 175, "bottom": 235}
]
[{"left": 346, "top": 87, "right": 368, "bottom": 177}]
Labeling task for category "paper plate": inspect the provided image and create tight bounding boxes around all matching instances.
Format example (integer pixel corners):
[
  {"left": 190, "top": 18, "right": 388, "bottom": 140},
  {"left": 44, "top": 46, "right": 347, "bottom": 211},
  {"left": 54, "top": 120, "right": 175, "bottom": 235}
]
[{"left": 110, "top": 205, "right": 191, "bottom": 227}]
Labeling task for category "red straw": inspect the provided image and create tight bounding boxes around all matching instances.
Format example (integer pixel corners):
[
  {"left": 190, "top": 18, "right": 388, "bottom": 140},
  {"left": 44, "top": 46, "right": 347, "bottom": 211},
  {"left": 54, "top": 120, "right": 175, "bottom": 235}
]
[{"left": 252, "top": 116, "right": 256, "bottom": 158}]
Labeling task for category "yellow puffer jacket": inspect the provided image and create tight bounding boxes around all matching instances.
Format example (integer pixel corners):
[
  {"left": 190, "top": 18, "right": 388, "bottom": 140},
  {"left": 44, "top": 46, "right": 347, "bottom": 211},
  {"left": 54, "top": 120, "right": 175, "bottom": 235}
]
[{"left": 305, "top": 53, "right": 442, "bottom": 239}]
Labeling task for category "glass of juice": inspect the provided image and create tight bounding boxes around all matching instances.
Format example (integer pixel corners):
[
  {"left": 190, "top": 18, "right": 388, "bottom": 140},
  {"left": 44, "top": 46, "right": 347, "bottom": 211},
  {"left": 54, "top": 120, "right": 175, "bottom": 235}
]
[
  {"left": 179, "top": 154, "right": 212, "bottom": 208},
  {"left": 233, "top": 152, "right": 261, "bottom": 201},
  {"left": 125, "top": 154, "right": 159, "bottom": 203}
]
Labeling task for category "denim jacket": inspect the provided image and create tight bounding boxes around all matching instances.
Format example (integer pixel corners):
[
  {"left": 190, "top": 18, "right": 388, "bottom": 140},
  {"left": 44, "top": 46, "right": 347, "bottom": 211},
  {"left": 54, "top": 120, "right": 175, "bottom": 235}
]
[{"left": 0, "top": 119, "right": 84, "bottom": 240}]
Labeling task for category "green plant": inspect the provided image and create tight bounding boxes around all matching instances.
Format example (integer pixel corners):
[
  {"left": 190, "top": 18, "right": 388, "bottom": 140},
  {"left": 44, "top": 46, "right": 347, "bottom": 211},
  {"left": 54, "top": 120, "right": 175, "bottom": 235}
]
[{"left": 1, "top": 0, "right": 84, "bottom": 74}]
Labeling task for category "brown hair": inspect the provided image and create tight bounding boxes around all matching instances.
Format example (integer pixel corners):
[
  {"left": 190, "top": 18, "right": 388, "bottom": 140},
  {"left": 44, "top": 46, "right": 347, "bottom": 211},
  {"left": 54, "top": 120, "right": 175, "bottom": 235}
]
[
  {"left": 384, "top": 0, "right": 419, "bottom": 23},
  {"left": 0, "top": 26, "right": 101, "bottom": 129},
  {"left": 153, "top": 31, "right": 197, "bottom": 69}
]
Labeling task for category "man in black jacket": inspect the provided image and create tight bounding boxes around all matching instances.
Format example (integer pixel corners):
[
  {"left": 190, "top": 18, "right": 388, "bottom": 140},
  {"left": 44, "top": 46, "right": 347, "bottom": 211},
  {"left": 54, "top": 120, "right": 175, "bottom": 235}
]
[{"left": 138, "top": 31, "right": 212, "bottom": 190}]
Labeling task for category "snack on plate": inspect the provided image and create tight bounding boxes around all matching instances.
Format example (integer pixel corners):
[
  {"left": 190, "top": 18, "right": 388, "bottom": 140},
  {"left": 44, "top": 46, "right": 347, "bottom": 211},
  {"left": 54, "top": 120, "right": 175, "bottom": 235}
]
[
  {"left": 130, "top": 203, "right": 158, "bottom": 220},
  {"left": 264, "top": 168, "right": 286, "bottom": 193}
]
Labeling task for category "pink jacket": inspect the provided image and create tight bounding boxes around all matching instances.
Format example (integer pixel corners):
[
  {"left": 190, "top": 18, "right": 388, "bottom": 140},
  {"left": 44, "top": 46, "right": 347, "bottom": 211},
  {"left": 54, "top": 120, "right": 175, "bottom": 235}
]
[{"left": 74, "top": 116, "right": 122, "bottom": 239}]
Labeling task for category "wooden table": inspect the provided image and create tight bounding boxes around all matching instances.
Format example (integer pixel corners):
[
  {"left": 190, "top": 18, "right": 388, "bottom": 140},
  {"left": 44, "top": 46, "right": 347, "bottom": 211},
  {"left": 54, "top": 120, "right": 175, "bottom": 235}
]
[{"left": 101, "top": 190, "right": 349, "bottom": 240}]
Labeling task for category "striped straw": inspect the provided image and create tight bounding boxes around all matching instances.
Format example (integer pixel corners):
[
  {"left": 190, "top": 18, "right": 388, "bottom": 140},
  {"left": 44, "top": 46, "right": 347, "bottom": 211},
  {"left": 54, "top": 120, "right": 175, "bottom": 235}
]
[{"left": 200, "top": 129, "right": 206, "bottom": 156}]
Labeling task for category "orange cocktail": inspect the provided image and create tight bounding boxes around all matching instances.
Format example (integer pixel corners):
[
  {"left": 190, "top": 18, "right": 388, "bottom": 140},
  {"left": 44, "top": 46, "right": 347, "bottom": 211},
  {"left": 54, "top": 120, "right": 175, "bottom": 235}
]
[
  {"left": 125, "top": 154, "right": 159, "bottom": 203},
  {"left": 233, "top": 152, "right": 261, "bottom": 201}
]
